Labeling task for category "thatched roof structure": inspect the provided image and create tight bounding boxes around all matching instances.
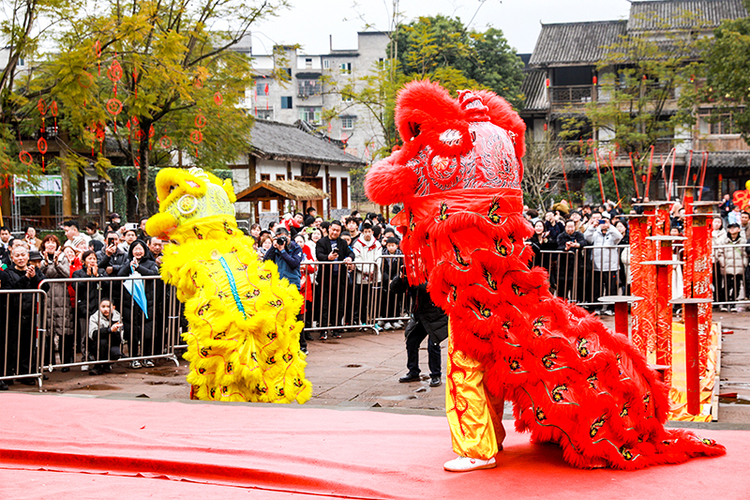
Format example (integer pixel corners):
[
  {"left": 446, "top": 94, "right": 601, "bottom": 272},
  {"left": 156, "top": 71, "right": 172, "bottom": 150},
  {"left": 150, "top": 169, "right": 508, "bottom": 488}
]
[{"left": 235, "top": 179, "right": 329, "bottom": 203}]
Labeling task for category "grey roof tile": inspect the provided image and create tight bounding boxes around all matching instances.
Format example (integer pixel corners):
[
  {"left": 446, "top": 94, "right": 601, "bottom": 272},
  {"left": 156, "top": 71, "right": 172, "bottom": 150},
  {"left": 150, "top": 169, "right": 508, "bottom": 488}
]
[
  {"left": 521, "top": 69, "right": 549, "bottom": 112},
  {"left": 628, "top": 0, "right": 747, "bottom": 31},
  {"left": 529, "top": 21, "right": 627, "bottom": 66},
  {"left": 249, "top": 119, "right": 366, "bottom": 166}
]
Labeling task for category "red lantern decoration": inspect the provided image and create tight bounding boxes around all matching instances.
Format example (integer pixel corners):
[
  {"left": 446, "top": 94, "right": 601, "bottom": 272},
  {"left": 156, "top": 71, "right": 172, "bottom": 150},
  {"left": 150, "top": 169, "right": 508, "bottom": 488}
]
[
  {"left": 19, "top": 151, "right": 33, "bottom": 165},
  {"left": 190, "top": 130, "right": 203, "bottom": 145},
  {"left": 195, "top": 113, "right": 207, "bottom": 128},
  {"left": 159, "top": 135, "right": 172, "bottom": 149},
  {"left": 214, "top": 92, "right": 223, "bottom": 106}
]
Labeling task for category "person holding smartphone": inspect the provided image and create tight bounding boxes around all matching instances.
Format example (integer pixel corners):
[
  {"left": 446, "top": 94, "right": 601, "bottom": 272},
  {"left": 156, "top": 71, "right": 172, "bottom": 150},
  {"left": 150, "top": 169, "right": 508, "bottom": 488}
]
[{"left": 314, "top": 220, "right": 354, "bottom": 340}]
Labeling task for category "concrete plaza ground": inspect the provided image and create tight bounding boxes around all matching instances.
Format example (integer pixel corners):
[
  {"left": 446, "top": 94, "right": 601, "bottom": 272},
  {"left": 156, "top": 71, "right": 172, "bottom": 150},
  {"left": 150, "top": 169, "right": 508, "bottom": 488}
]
[{"left": 8, "top": 308, "right": 750, "bottom": 427}]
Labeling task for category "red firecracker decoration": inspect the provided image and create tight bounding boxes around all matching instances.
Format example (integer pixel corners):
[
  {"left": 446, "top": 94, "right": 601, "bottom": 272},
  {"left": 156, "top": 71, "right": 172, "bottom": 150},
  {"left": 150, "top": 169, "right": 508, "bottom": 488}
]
[
  {"left": 50, "top": 101, "right": 58, "bottom": 130},
  {"left": 94, "top": 40, "right": 102, "bottom": 75},
  {"left": 107, "top": 54, "right": 123, "bottom": 132},
  {"left": 37, "top": 138, "right": 48, "bottom": 172}
]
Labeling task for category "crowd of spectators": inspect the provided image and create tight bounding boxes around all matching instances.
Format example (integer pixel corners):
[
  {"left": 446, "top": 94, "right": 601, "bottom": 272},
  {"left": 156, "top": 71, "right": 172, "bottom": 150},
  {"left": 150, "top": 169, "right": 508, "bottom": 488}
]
[{"left": 1, "top": 194, "right": 748, "bottom": 388}]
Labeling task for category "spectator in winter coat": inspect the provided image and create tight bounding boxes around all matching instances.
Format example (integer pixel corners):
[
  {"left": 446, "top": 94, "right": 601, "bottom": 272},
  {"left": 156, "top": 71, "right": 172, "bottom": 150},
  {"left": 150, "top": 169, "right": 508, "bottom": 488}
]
[
  {"left": 5, "top": 245, "right": 45, "bottom": 384},
  {"left": 716, "top": 223, "right": 748, "bottom": 311},
  {"left": 584, "top": 216, "right": 623, "bottom": 315},
  {"left": 39, "top": 235, "right": 75, "bottom": 368},
  {"left": 264, "top": 227, "right": 307, "bottom": 352},
  {"left": 87, "top": 299, "right": 124, "bottom": 375},
  {"left": 391, "top": 272, "right": 448, "bottom": 388},
  {"left": 352, "top": 221, "right": 382, "bottom": 327},
  {"left": 315, "top": 221, "right": 354, "bottom": 340},
  {"left": 556, "top": 220, "right": 585, "bottom": 301},
  {"left": 117, "top": 240, "right": 159, "bottom": 368}
]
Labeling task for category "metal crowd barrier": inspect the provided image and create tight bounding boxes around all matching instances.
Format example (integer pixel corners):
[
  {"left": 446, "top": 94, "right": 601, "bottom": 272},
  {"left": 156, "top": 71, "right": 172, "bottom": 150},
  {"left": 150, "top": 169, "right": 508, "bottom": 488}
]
[
  {"left": 1, "top": 289, "right": 48, "bottom": 388},
  {"left": 300, "top": 257, "right": 411, "bottom": 335},
  {"left": 534, "top": 244, "right": 629, "bottom": 308},
  {"left": 37, "top": 275, "right": 183, "bottom": 380},
  {"left": 712, "top": 243, "right": 750, "bottom": 307}
]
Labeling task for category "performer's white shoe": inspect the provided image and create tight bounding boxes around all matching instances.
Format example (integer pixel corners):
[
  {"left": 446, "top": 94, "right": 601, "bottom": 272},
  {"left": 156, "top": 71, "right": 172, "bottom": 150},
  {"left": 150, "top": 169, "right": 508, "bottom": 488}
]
[{"left": 443, "top": 456, "right": 496, "bottom": 472}]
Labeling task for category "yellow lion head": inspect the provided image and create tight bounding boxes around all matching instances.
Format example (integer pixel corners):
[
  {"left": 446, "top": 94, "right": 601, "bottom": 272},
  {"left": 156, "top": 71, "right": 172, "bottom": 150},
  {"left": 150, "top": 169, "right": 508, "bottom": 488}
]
[{"left": 146, "top": 167, "right": 237, "bottom": 240}]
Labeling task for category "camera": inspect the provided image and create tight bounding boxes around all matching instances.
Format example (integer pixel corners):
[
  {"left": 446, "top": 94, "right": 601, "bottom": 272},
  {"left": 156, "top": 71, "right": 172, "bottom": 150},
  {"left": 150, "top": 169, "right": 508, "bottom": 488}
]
[{"left": 275, "top": 236, "right": 288, "bottom": 246}]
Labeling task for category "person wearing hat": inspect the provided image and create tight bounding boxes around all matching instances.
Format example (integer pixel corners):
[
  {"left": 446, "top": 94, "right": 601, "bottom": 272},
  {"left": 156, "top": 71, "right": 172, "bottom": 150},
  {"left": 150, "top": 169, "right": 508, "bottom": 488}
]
[{"left": 716, "top": 222, "right": 747, "bottom": 312}]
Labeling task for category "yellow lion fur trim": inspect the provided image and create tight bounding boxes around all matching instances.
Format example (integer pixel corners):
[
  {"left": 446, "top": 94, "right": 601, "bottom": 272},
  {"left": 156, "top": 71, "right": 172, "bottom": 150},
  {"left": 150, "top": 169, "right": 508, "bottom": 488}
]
[{"left": 148, "top": 167, "right": 312, "bottom": 404}]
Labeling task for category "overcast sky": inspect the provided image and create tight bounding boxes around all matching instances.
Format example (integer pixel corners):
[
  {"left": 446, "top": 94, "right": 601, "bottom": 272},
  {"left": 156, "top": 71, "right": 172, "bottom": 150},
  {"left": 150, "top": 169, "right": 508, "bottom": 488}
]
[{"left": 250, "top": 0, "right": 633, "bottom": 56}]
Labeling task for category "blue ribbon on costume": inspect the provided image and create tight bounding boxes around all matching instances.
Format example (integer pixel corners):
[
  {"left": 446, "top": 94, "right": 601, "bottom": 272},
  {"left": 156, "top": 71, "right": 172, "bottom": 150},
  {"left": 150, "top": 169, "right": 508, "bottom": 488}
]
[{"left": 219, "top": 255, "right": 247, "bottom": 320}]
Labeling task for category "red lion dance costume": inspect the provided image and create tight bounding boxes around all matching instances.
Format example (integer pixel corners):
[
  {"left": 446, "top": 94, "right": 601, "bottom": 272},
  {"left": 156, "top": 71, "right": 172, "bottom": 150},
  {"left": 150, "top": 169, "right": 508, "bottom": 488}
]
[{"left": 365, "top": 81, "right": 725, "bottom": 472}]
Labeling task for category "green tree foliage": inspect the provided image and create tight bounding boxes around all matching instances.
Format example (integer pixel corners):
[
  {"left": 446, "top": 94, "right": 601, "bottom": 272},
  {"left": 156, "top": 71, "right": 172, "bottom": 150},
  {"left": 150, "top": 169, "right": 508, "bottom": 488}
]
[
  {"left": 392, "top": 15, "right": 524, "bottom": 108},
  {"left": 32, "top": 0, "right": 286, "bottom": 217},
  {"left": 701, "top": 0, "right": 750, "bottom": 146},
  {"left": 0, "top": 0, "right": 84, "bottom": 217}
]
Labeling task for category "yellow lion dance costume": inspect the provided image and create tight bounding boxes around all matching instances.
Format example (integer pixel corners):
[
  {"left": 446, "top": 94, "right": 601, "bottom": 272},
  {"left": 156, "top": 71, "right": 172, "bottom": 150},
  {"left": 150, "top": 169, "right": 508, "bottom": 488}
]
[{"left": 146, "top": 167, "right": 312, "bottom": 403}]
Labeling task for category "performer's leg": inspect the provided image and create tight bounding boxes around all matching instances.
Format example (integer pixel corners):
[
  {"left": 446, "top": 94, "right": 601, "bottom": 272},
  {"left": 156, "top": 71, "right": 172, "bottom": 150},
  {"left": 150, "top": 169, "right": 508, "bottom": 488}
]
[
  {"left": 486, "top": 388, "right": 506, "bottom": 451},
  {"left": 445, "top": 335, "right": 498, "bottom": 461}
]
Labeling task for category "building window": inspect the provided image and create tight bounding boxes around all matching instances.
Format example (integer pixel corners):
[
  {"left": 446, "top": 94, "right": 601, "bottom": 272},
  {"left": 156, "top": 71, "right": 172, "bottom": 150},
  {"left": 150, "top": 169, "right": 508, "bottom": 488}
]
[
  {"left": 256, "top": 81, "right": 270, "bottom": 96},
  {"left": 298, "top": 79, "right": 321, "bottom": 97},
  {"left": 255, "top": 108, "right": 273, "bottom": 120},
  {"left": 698, "top": 108, "right": 740, "bottom": 135},
  {"left": 341, "top": 116, "right": 355, "bottom": 130},
  {"left": 340, "top": 62, "right": 352, "bottom": 74},
  {"left": 341, "top": 93, "right": 353, "bottom": 102},
  {"left": 276, "top": 174, "right": 286, "bottom": 181},
  {"left": 341, "top": 178, "right": 349, "bottom": 209},
  {"left": 305, "top": 58, "right": 313, "bottom": 68},
  {"left": 330, "top": 177, "right": 338, "bottom": 209},
  {"left": 260, "top": 174, "right": 271, "bottom": 211},
  {"left": 299, "top": 107, "right": 321, "bottom": 124},
  {"left": 284, "top": 68, "right": 292, "bottom": 79},
  {"left": 323, "top": 59, "right": 330, "bottom": 69},
  {"left": 281, "top": 96, "right": 293, "bottom": 109}
]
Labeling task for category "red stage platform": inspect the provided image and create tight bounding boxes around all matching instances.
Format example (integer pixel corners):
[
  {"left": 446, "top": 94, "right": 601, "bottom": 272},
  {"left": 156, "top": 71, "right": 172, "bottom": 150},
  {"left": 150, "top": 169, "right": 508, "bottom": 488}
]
[{"left": 1, "top": 393, "right": 747, "bottom": 499}]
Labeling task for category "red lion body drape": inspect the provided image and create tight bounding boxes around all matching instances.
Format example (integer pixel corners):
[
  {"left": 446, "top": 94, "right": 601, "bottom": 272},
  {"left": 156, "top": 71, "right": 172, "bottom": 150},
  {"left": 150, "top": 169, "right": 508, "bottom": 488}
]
[{"left": 365, "top": 81, "right": 724, "bottom": 470}]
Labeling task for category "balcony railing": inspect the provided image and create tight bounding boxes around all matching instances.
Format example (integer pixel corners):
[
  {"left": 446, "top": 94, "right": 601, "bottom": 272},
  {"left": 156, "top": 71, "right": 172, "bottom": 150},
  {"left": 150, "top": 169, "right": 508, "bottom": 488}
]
[{"left": 551, "top": 85, "right": 593, "bottom": 104}]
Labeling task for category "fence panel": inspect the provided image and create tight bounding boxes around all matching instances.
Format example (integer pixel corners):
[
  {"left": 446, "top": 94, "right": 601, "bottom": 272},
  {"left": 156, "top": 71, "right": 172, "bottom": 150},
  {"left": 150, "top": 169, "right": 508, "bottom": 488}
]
[
  {"left": 37, "top": 276, "right": 181, "bottom": 376},
  {"left": 0, "top": 289, "right": 47, "bottom": 387},
  {"left": 712, "top": 243, "right": 750, "bottom": 308}
]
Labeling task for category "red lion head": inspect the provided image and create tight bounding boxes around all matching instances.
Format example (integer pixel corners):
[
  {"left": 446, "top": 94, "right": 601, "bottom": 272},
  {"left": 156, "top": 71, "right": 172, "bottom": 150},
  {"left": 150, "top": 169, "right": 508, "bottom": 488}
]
[{"left": 365, "top": 81, "right": 526, "bottom": 206}]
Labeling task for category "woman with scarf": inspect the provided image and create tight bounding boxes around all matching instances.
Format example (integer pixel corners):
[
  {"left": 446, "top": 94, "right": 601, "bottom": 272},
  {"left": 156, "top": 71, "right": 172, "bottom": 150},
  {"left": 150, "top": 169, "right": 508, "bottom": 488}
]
[{"left": 117, "top": 240, "right": 159, "bottom": 368}]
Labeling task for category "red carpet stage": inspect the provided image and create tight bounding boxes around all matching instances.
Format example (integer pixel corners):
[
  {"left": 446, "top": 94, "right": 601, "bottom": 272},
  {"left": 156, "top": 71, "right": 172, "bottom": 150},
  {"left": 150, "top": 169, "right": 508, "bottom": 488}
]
[{"left": 1, "top": 393, "right": 747, "bottom": 499}]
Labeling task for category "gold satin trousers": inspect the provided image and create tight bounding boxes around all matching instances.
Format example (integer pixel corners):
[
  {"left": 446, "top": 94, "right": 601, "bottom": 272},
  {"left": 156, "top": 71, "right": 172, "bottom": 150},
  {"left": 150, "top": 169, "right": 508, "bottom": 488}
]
[{"left": 445, "top": 334, "right": 506, "bottom": 460}]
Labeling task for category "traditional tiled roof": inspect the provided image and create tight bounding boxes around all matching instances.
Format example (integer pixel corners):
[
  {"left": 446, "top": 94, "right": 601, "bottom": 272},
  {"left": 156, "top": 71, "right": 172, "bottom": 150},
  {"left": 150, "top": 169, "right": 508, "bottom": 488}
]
[
  {"left": 521, "top": 69, "right": 549, "bottom": 112},
  {"left": 249, "top": 119, "right": 366, "bottom": 166},
  {"left": 690, "top": 150, "right": 750, "bottom": 168},
  {"left": 628, "top": 0, "right": 747, "bottom": 31},
  {"left": 528, "top": 21, "right": 627, "bottom": 66}
]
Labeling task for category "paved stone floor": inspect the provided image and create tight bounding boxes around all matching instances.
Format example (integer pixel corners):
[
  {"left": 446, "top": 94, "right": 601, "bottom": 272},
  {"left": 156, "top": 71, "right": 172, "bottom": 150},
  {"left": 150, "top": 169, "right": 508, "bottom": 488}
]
[{"left": 7, "top": 309, "right": 750, "bottom": 426}]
